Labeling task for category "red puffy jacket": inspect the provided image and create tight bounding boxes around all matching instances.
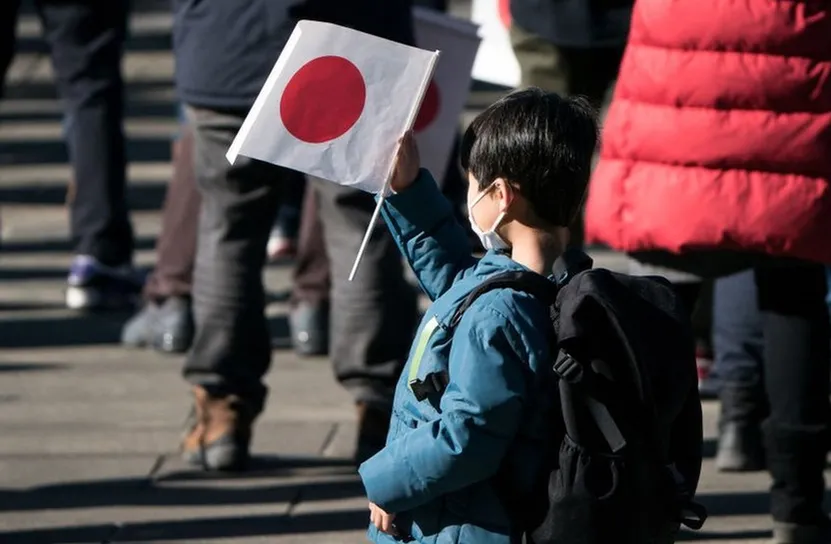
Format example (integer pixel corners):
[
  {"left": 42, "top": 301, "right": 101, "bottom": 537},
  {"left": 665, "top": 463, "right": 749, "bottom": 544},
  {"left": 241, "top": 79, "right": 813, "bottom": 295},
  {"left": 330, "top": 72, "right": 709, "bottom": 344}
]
[{"left": 585, "top": 0, "right": 831, "bottom": 264}]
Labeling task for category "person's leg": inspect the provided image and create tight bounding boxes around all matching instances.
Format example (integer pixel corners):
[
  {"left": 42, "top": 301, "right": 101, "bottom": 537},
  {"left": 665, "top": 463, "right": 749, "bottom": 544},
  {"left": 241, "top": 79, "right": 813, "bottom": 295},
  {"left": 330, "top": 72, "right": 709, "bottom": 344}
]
[
  {"left": 289, "top": 184, "right": 331, "bottom": 356},
  {"left": 181, "top": 105, "right": 283, "bottom": 471},
  {"left": 38, "top": 0, "right": 139, "bottom": 309},
  {"left": 712, "top": 270, "right": 766, "bottom": 472},
  {"left": 690, "top": 279, "right": 720, "bottom": 399},
  {"left": 509, "top": 22, "right": 570, "bottom": 95},
  {"left": 311, "top": 178, "right": 419, "bottom": 463},
  {"left": 267, "top": 173, "right": 304, "bottom": 260},
  {"left": 755, "top": 262, "right": 831, "bottom": 542},
  {"left": 122, "top": 103, "right": 199, "bottom": 353},
  {"left": 0, "top": 0, "right": 22, "bottom": 99}
]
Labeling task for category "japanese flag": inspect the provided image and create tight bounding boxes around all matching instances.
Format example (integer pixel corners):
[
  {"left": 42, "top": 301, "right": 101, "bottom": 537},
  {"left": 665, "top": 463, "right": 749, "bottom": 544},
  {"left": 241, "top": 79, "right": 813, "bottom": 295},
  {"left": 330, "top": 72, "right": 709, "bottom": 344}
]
[
  {"left": 471, "top": 0, "right": 520, "bottom": 88},
  {"left": 226, "top": 21, "right": 439, "bottom": 194},
  {"left": 412, "top": 8, "right": 480, "bottom": 182}
]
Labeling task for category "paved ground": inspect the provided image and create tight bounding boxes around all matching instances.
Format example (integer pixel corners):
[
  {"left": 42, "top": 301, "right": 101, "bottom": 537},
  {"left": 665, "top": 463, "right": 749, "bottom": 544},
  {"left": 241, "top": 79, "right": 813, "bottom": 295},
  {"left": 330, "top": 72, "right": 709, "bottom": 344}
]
[{"left": 1, "top": 2, "right": 829, "bottom": 543}]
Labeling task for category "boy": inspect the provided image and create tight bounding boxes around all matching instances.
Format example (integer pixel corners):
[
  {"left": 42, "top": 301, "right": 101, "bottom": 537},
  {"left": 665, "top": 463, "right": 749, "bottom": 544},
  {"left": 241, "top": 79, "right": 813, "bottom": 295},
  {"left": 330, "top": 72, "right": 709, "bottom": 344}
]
[{"left": 358, "top": 88, "right": 599, "bottom": 543}]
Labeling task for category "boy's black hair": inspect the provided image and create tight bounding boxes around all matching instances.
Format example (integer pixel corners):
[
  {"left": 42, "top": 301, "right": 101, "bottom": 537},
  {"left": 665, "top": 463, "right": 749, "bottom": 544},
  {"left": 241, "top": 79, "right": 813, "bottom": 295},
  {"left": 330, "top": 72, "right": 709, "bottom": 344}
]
[{"left": 460, "top": 88, "right": 599, "bottom": 227}]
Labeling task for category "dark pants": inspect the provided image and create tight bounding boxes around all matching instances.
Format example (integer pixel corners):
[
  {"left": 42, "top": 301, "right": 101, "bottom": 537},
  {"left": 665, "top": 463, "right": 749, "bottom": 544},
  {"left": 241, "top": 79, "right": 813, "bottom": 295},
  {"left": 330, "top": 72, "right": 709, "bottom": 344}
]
[
  {"left": 756, "top": 263, "right": 830, "bottom": 524},
  {"left": 143, "top": 107, "right": 200, "bottom": 301},
  {"left": 291, "top": 186, "right": 330, "bottom": 307},
  {"left": 713, "top": 270, "right": 764, "bottom": 388},
  {"left": 1, "top": 0, "right": 133, "bottom": 265},
  {"left": 185, "top": 105, "right": 416, "bottom": 411},
  {"left": 682, "top": 263, "right": 829, "bottom": 523},
  {"left": 311, "top": 179, "right": 418, "bottom": 408}
]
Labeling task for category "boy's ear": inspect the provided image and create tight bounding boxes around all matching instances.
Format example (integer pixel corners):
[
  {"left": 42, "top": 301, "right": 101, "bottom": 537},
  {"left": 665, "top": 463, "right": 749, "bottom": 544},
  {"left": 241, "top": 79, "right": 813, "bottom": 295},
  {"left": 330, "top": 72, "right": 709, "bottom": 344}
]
[{"left": 493, "top": 178, "right": 515, "bottom": 207}]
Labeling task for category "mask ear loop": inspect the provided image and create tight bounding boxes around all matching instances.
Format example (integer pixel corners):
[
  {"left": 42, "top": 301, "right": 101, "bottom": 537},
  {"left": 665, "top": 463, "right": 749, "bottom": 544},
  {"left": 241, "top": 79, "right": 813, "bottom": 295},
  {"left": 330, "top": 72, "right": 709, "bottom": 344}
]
[
  {"left": 489, "top": 211, "right": 507, "bottom": 233},
  {"left": 469, "top": 180, "right": 497, "bottom": 210},
  {"left": 490, "top": 179, "right": 516, "bottom": 232}
]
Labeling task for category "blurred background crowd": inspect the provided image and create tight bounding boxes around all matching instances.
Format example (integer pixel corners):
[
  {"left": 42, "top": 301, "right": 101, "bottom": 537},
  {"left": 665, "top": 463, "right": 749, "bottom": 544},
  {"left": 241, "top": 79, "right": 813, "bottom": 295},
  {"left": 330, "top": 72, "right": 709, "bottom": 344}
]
[{"left": 1, "top": 0, "right": 830, "bottom": 542}]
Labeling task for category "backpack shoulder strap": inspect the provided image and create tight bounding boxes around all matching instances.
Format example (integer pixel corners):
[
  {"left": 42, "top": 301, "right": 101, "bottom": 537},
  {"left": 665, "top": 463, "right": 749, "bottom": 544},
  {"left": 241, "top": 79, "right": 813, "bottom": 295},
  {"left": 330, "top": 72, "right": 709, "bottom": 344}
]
[
  {"left": 410, "top": 272, "right": 557, "bottom": 402},
  {"left": 449, "top": 270, "right": 558, "bottom": 330}
]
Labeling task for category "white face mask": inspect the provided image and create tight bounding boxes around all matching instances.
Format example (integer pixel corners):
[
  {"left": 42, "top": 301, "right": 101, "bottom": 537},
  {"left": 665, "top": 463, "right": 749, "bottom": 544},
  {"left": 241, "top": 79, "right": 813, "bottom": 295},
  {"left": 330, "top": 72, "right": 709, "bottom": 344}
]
[{"left": 468, "top": 183, "right": 510, "bottom": 251}]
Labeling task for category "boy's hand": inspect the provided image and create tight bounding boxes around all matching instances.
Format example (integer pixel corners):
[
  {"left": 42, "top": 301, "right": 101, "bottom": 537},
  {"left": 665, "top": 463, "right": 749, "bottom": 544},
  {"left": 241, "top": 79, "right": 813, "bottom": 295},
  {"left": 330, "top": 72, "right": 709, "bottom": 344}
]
[
  {"left": 390, "top": 131, "right": 420, "bottom": 193},
  {"left": 369, "top": 501, "right": 397, "bottom": 535}
]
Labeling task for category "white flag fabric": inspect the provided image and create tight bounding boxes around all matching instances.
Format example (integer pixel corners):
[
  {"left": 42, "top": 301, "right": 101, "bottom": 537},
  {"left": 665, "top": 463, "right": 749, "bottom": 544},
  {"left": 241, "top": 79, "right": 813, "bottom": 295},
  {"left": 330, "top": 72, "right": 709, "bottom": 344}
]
[
  {"left": 227, "top": 21, "right": 439, "bottom": 194},
  {"left": 471, "top": 0, "right": 520, "bottom": 88},
  {"left": 412, "top": 8, "right": 480, "bottom": 182}
]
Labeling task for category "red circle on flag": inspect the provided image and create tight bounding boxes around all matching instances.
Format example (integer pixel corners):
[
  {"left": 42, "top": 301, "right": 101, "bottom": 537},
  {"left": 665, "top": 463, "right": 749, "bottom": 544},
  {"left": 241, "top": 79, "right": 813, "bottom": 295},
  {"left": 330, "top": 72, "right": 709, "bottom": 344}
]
[
  {"left": 279, "top": 56, "right": 366, "bottom": 144},
  {"left": 498, "top": 0, "right": 511, "bottom": 27},
  {"left": 413, "top": 79, "right": 441, "bottom": 133}
]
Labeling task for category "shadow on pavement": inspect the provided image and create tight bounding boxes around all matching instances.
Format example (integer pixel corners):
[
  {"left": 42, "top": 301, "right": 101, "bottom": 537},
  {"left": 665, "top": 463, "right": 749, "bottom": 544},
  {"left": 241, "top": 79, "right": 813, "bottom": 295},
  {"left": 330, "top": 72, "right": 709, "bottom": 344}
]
[
  {"left": 0, "top": 181, "right": 168, "bottom": 212},
  {"left": 156, "top": 454, "right": 356, "bottom": 481},
  {"left": 0, "top": 236, "right": 157, "bottom": 254},
  {"left": 14, "top": 32, "right": 171, "bottom": 56},
  {"left": 0, "top": 455, "right": 370, "bottom": 542},
  {"left": 701, "top": 438, "right": 716, "bottom": 458},
  {"left": 0, "top": 312, "right": 293, "bottom": 349},
  {"left": 0, "top": 313, "right": 133, "bottom": 348},
  {"left": 0, "top": 266, "right": 69, "bottom": 281},
  {"left": 2, "top": 79, "right": 174, "bottom": 101},
  {"left": 0, "top": 300, "right": 66, "bottom": 311},
  {"left": 270, "top": 315, "right": 292, "bottom": 350},
  {"left": 697, "top": 489, "right": 831, "bottom": 517},
  {"left": 0, "top": 509, "right": 369, "bottom": 543},
  {"left": 0, "top": 362, "right": 68, "bottom": 372},
  {"left": 2, "top": 139, "right": 172, "bottom": 167},
  {"left": 0, "top": 470, "right": 363, "bottom": 512},
  {"left": 677, "top": 528, "right": 770, "bottom": 541}
]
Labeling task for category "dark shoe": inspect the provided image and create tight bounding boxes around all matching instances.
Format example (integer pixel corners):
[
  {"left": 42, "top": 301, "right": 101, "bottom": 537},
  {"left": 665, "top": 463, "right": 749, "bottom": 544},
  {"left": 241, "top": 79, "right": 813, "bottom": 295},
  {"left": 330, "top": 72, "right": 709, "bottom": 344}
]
[
  {"left": 354, "top": 402, "right": 391, "bottom": 465},
  {"left": 289, "top": 301, "right": 329, "bottom": 356},
  {"left": 153, "top": 297, "right": 194, "bottom": 353},
  {"left": 773, "top": 516, "right": 831, "bottom": 544},
  {"left": 764, "top": 424, "right": 829, "bottom": 529},
  {"left": 121, "top": 302, "right": 160, "bottom": 349},
  {"left": 66, "top": 255, "right": 143, "bottom": 311},
  {"left": 121, "top": 296, "right": 193, "bottom": 354},
  {"left": 716, "top": 421, "right": 765, "bottom": 472},
  {"left": 181, "top": 386, "right": 257, "bottom": 471},
  {"left": 717, "top": 384, "right": 767, "bottom": 472}
]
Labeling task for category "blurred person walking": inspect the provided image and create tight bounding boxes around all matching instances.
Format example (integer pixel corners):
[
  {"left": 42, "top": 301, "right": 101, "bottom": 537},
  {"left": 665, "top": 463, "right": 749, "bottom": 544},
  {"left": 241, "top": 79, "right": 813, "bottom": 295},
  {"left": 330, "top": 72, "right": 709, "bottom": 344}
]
[
  {"left": 712, "top": 270, "right": 767, "bottom": 473},
  {"left": 174, "top": 0, "right": 418, "bottom": 472},
  {"left": 121, "top": 105, "right": 198, "bottom": 353},
  {"left": 287, "top": 0, "right": 471, "bottom": 358},
  {"left": 585, "top": 1, "right": 831, "bottom": 541},
  {"left": 0, "top": 0, "right": 140, "bottom": 310},
  {"left": 509, "top": 0, "right": 633, "bottom": 249},
  {"left": 120, "top": 102, "right": 305, "bottom": 354}
]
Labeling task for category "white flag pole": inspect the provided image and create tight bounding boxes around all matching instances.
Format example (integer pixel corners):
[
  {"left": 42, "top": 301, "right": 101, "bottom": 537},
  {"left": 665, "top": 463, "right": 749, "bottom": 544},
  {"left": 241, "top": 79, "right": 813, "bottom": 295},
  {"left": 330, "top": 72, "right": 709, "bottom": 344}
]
[{"left": 348, "top": 50, "right": 441, "bottom": 282}]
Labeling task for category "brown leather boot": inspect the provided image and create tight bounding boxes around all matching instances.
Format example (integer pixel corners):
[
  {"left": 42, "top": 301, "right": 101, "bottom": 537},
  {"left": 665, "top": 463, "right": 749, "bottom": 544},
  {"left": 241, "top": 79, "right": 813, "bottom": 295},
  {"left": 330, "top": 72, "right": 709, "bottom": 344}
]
[
  {"left": 354, "top": 402, "right": 391, "bottom": 465},
  {"left": 181, "top": 386, "right": 257, "bottom": 471}
]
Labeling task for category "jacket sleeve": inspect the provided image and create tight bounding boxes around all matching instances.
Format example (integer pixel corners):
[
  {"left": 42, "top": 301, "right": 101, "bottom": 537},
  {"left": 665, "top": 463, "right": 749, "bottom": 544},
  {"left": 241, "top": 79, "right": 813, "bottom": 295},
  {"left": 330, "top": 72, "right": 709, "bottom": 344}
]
[
  {"left": 380, "top": 169, "right": 477, "bottom": 301},
  {"left": 358, "top": 305, "right": 528, "bottom": 513}
]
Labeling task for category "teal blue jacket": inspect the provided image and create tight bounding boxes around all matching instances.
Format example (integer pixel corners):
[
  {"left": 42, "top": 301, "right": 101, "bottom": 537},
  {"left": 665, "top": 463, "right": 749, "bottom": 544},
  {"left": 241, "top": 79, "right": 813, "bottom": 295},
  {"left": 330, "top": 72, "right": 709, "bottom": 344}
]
[{"left": 358, "top": 170, "right": 553, "bottom": 543}]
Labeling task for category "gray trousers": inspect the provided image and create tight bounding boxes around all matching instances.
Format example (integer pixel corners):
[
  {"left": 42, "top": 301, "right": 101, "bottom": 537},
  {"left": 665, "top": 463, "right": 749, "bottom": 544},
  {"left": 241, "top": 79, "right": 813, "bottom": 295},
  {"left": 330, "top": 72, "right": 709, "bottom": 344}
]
[{"left": 183, "top": 105, "right": 416, "bottom": 411}]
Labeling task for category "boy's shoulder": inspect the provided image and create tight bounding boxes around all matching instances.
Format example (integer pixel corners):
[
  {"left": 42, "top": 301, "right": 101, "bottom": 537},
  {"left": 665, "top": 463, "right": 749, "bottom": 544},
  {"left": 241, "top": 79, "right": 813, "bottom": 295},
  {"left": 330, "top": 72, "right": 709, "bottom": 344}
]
[{"left": 435, "top": 256, "right": 553, "bottom": 345}]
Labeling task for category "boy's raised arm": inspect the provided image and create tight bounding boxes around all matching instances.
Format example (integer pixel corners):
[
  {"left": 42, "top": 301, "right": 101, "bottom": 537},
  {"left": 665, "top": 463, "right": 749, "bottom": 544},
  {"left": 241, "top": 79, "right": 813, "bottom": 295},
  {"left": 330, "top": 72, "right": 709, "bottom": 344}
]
[
  {"left": 357, "top": 305, "right": 527, "bottom": 513},
  {"left": 380, "top": 168, "right": 476, "bottom": 301}
]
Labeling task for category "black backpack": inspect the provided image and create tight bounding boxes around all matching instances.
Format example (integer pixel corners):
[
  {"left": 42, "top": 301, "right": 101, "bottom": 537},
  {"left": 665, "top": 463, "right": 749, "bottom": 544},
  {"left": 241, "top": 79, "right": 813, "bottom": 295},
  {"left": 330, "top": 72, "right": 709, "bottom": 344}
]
[{"left": 448, "top": 250, "right": 708, "bottom": 544}]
